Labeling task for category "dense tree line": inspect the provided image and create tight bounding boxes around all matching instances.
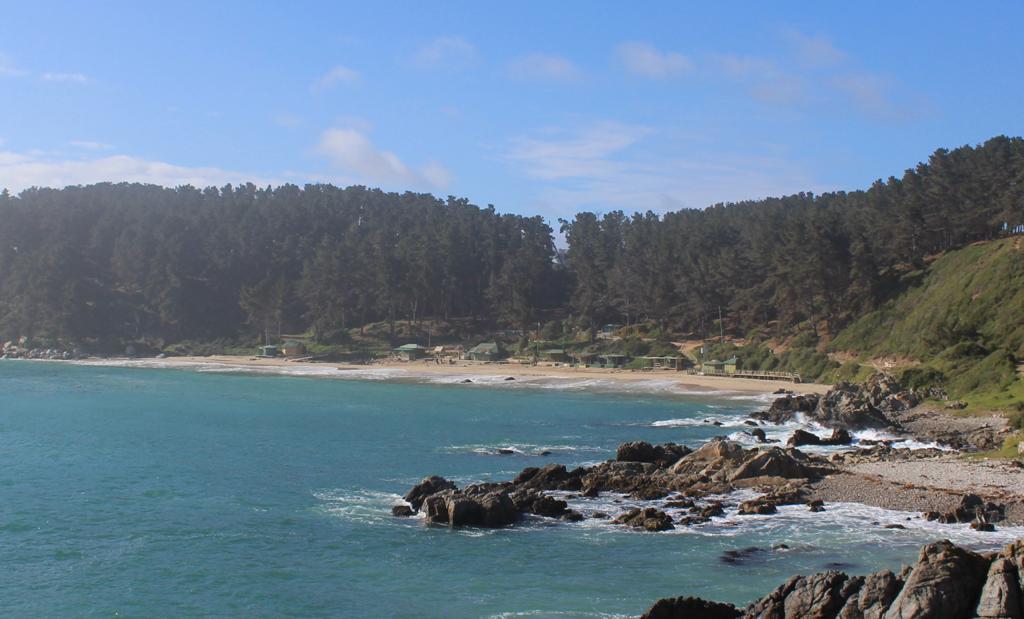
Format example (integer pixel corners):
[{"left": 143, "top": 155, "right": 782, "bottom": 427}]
[
  {"left": 0, "top": 136, "right": 1022, "bottom": 348},
  {"left": 560, "top": 136, "right": 1024, "bottom": 339},
  {"left": 0, "top": 185, "right": 562, "bottom": 345}
]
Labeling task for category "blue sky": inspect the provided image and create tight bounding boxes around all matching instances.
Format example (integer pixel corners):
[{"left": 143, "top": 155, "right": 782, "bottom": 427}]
[{"left": 1, "top": 1, "right": 1022, "bottom": 218}]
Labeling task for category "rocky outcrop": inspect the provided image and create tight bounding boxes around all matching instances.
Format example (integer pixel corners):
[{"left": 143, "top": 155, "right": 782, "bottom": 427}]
[
  {"left": 640, "top": 597, "right": 740, "bottom": 619},
  {"left": 639, "top": 539, "right": 1021, "bottom": 619},
  {"left": 616, "top": 441, "right": 692, "bottom": 467},
  {"left": 923, "top": 494, "right": 1005, "bottom": 526},
  {"left": 612, "top": 507, "right": 675, "bottom": 531},
  {"left": 399, "top": 439, "right": 831, "bottom": 529}
]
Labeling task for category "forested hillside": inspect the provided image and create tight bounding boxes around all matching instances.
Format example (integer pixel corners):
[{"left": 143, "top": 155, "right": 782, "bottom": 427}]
[{"left": 0, "top": 136, "right": 1022, "bottom": 358}]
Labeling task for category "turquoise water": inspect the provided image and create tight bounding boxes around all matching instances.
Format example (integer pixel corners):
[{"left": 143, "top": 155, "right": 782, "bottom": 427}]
[{"left": 1, "top": 361, "right": 1018, "bottom": 618}]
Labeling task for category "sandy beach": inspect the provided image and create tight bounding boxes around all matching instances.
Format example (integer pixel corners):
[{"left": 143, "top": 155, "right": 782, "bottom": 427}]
[{"left": 158, "top": 354, "right": 834, "bottom": 395}]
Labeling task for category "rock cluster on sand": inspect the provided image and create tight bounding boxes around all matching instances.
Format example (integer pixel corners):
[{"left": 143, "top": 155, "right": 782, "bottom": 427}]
[
  {"left": 641, "top": 539, "right": 1024, "bottom": 619},
  {"left": 396, "top": 439, "right": 832, "bottom": 529}
]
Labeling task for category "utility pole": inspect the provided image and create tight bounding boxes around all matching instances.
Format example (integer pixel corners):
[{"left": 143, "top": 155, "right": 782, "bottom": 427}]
[{"left": 718, "top": 305, "right": 724, "bottom": 345}]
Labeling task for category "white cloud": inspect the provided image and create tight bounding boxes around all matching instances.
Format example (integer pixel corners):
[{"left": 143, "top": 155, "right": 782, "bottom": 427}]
[
  {"left": 614, "top": 42, "right": 693, "bottom": 78},
  {"left": 709, "top": 53, "right": 777, "bottom": 79},
  {"left": 69, "top": 140, "right": 114, "bottom": 150},
  {"left": 0, "top": 150, "right": 275, "bottom": 192},
  {"left": 783, "top": 29, "right": 847, "bottom": 67},
  {"left": 315, "top": 127, "right": 451, "bottom": 191},
  {"left": 414, "top": 36, "right": 478, "bottom": 70},
  {"left": 505, "top": 122, "right": 823, "bottom": 217},
  {"left": 507, "top": 53, "right": 581, "bottom": 81},
  {"left": 41, "top": 72, "right": 89, "bottom": 84},
  {"left": 312, "top": 64, "right": 360, "bottom": 91}
]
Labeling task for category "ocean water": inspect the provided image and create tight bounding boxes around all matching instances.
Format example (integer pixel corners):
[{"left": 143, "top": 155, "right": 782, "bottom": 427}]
[{"left": 0, "top": 360, "right": 1018, "bottom": 618}]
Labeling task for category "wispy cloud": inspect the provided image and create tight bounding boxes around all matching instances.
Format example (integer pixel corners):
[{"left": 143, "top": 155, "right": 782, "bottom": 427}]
[
  {"left": 614, "top": 42, "right": 693, "bottom": 78},
  {"left": 507, "top": 53, "right": 581, "bottom": 81},
  {"left": 783, "top": 29, "right": 847, "bottom": 67},
  {"left": 505, "top": 122, "right": 823, "bottom": 217},
  {"left": 413, "top": 36, "right": 478, "bottom": 70},
  {"left": 0, "top": 149, "right": 275, "bottom": 192},
  {"left": 312, "top": 64, "right": 360, "bottom": 91},
  {"left": 41, "top": 72, "right": 89, "bottom": 84},
  {"left": 316, "top": 127, "right": 450, "bottom": 191},
  {"left": 831, "top": 73, "right": 905, "bottom": 118},
  {"left": 69, "top": 140, "right": 114, "bottom": 151},
  {"left": 0, "top": 53, "right": 28, "bottom": 77}
]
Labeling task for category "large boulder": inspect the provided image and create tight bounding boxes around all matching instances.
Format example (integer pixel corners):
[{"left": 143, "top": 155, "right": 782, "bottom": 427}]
[
  {"left": 616, "top": 441, "right": 691, "bottom": 467},
  {"left": 881, "top": 540, "right": 990, "bottom": 618},
  {"left": 973, "top": 557, "right": 1022, "bottom": 619},
  {"left": 404, "top": 476, "right": 457, "bottom": 510},
  {"left": 422, "top": 488, "right": 519, "bottom": 527},
  {"left": 813, "top": 383, "right": 893, "bottom": 430},
  {"left": 837, "top": 570, "right": 903, "bottom": 619},
  {"left": 640, "top": 597, "right": 740, "bottom": 619},
  {"left": 612, "top": 507, "right": 675, "bottom": 531},
  {"left": 729, "top": 448, "right": 813, "bottom": 482},
  {"left": 753, "top": 394, "right": 821, "bottom": 424}
]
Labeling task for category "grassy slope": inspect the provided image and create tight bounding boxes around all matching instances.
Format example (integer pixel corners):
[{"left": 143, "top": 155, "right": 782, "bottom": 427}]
[{"left": 831, "top": 236, "right": 1024, "bottom": 412}]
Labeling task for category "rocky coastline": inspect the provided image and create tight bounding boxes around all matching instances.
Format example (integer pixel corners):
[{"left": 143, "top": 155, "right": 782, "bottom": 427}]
[
  {"left": 394, "top": 372, "right": 1024, "bottom": 616},
  {"left": 641, "top": 538, "right": 1024, "bottom": 618}
]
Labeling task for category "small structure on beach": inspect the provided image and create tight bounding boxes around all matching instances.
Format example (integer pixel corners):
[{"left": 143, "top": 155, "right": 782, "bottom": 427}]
[
  {"left": 640, "top": 356, "right": 688, "bottom": 371},
  {"left": 702, "top": 357, "right": 739, "bottom": 375},
  {"left": 540, "top": 349, "right": 569, "bottom": 363},
  {"left": 394, "top": 343, "right": 428, "bottom": 361},
  {"left": 468, "top": 342, "right": 503, "bottom": 362},
  {"left": 281, "top": 340, "right": 307, "bottom": 357},
  {"left": 257, "top": 345, "right": 280, "bottom": 357},
  {"left": 596, "top": 353, "right": 628, "bottom": 368}
]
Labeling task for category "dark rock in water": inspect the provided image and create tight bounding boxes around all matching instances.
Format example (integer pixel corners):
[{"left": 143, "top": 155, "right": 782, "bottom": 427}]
[
  {"left": 738, "top": 498, "right": 777, "bottom": 515},
  {"left": 581, "top": 486, "right": 600, "bottom": 498},
  {"left": 664, "top": 499, "right": 695, "bottom": 509},
  {"left": 752, "top": 393, "right": 821, "bottom": 424},
  {"left": 391, "top": 505, "right": 415, "bottom": 517},
  {"left": 772, "top": 543, "right": 790, "bottom": 550},
  {"left": 824, "top": 428, "right": 853, "bottom": 445},
  {"left": 713, "top": 421, "right": 723, "bottom": 426},
  {"left": 720, "top": 546, "right": 769, "bottom": 565},
  {"left": 884, "top": 523, "right": 906, "bottom": 529},
  {"left": 971, "top": 521, "right": 996, "bottom": 532},
  {"left": 422, "top": 487, "right": 520, "bottom": 527},
  {"left": 504, "top": 376, "right": 515, "bottom": 381},
  {"left": 639, "top": 596, "right": 739, "bottom": 619},
  {"left": 808, "top": 499, "right": 825, "bottom": 512},
  {"left": 497, "top": 448, "right": 515, "bottom": 455},
  {"left": 539, "top": 450, "right": 552, "bottom": 456},
  {"left": 404, "top": 476, "right": 457, "bottom": 510},
  {"left": 560, "top": 510, "right": 584, "bottom": 522},
  {"left": 460, "top": 378, "right": 473, "bottom": 384},
  {"left": 590, "top": 511, "right": 609, "bottom": 519},
  {"left": 615, "top": 441, "right": 691, "bottom": 468},
  {"left": 751, "top": 428, "right": 768, "bottom": 443},
  {"left": 744, "top": 420, "right": 758, "bottom": 427},
  {"left": 696, "top": 502, "right": 725, "bottom": 519},
  {"left": 788, "top": 429, "right": 821, "bottom": 447},
  {"left": 513, "top": 491, "right": 570, "bottom": 518},
  {"left": 612, "top": 507, "right": 674, "bottom": 531}
]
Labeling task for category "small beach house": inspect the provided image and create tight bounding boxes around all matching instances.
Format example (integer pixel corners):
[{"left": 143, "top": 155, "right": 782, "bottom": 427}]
[
  {"left": 468, "top": 342, "right": 503, "bottom": 362},
  {"left": 281, "top": 340, "right": 307, "bottom": 357},
  {"left": 394, "top": 343, "right": 428, "bottom": 361},
  {"left": 702, "top": 357, "right": 738, "bottom": 375}
]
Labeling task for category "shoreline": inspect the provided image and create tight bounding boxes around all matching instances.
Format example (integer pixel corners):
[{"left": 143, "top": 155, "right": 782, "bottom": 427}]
[{"left": 88, "top": 354, "right": 834, "bottom": 395}]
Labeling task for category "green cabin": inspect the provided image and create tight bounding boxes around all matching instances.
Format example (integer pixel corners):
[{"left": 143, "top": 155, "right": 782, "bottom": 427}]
[
  {"left": 702, "top": 356, "right": 739, "bottom": 375},
  {"left": 468, "top": 342, "right": 503, "bottom": 362},
  {"left": 394, "top": 343, "right": 428, "bottom": 361}
]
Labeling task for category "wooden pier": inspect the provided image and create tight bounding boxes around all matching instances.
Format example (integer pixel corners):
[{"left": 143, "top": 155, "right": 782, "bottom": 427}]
[{"left": 685, "top": 368, "right": 802, "bottom": 383}]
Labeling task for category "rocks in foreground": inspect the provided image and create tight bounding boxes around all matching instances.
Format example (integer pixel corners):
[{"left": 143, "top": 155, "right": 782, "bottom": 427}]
[{"left": 640, "top": 539, "right": 1024, "bottom": 619}]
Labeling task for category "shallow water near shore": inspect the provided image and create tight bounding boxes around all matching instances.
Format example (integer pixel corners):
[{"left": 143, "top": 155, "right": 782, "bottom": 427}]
[{"left": 1, "top": 361, "right": 1018, "bottom": 617}]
